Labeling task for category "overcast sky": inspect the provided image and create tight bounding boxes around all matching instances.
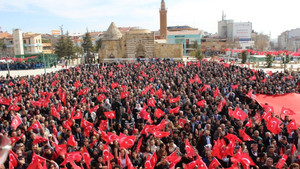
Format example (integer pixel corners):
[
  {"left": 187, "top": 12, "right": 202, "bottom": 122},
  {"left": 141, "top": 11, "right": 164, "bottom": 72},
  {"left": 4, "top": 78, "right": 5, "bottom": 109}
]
[{"left": 0, "top": 0, "right": 299, "bottom": 39}]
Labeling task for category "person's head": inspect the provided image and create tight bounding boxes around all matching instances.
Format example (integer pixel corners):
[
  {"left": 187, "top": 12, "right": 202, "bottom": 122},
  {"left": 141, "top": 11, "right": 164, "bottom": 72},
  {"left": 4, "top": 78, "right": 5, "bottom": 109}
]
[
  {"left": 266, "top": 157, "right": 273, "bottom": 167},
  {"left": 17, "top": 156, "right": 25, "bottom": 165},
  {"left": 268, "top": 145, "right": 275, "bottom": 154},
  {"left": 289, "top": 163, "right": 300, "bottom": 169},
  {"left": 44, "top": 145, "right": 52, "bottom": 155}
]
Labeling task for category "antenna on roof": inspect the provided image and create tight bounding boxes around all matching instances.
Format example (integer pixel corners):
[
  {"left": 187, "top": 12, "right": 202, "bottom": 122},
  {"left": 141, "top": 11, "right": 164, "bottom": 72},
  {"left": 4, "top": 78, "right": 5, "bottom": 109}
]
[{"left": 222, "top": 11, "right": 226, "bottom": 20}]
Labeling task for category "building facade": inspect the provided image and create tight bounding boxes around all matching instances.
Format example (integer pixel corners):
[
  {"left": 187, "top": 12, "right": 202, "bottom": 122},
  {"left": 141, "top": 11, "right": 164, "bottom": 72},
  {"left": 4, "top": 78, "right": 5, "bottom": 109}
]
[
  {"left": 167, "top": 30, "right": 202, "bottom": 56},
  {"left": 159, "top": 0, "right": 167, "bottom": 40},
  {"left": 278, "top": 28, "right": 300, "bottom": 51}
]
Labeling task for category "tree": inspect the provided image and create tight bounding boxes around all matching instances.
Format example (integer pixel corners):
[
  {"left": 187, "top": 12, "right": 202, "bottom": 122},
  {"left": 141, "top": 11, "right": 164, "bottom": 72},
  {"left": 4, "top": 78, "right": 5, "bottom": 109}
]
[
  {"left": 65, "top": 32, "right": 76, "bottom": 60},
  {"left": 94, "top": 38, "right": 102, "bottom": 53},
  {"left": 192, "top": 40, "right": 199, "bottom": 49},
  {"left": 285, "top": 54, "right": 290, "bottom": 64},
  {"left": 74, "top": 46, "right": 84, "bottom": 58},
  {"left": 82, "top": 32, "right": 93, "bottom": 53},
  {"left": 265, "top": 54, "right": 273, "bottom": 68},
  {"left": 241, "top": 51, "right": 247, "bottom": 64},
  {"left": 0, "top": 39, "right": 6, "bottom": 50},
  {"left": 55, "top": 26, "right": 66, "bottom": 59}
]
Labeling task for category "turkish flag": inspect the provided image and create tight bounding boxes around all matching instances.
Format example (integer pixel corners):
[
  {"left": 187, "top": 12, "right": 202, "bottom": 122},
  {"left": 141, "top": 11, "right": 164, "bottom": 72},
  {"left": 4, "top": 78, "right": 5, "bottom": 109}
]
[
  {"left": 51, "top": 80, "right": 59, "bottom": 87},
  {"left": 136, "top": 137, "right": 143, "bottom": 154},
  {"left": 276, "top": 154, "right": 288, "bottom": 169},
  {"left": 74, "top": 81, "right": 81, "bottom": 88},
  {"left": 153, "top": 131, "right": 170, "bottom": 138},
  {"left": 60, "top": 151, "right": 82, "bottom": 165},
  {"left": 154, "top": 109, "right": 165, "bottom": 119},
  {"left": 194, "top": 75, "right": 202, "bottom": 84},
  {"left": 287, "top": 119, "right": 297, "bottom": 135},
  {"left": 213, "top": 87, "right": 220, "bottom": 98},
  {"left": 27, "top": 121, "right": 42, "bottom": 131},
  {"left": 208, "top": 158, "right": 221, "bottom": 169},
  {"left": 238, "top": 129, "right": 253, "bottom": 141},
  {"left": 217, "top": 98, "right": 226, "bottom": 112},
  {"left": 78, "top": 87, "right": 89, "bottom": 96},
  {"left": 10, "top": 134, "right": 24, "bottom": 145},
  {"left": 8, "top": 82, "right": 14, "bottom": 86},
  {"left": 245, "top": 119, "right": 252, "bottom": 128},
  {"left": 111, "top": 82, "right": 119, "bottom": 89},
  {"left": 145, "top": 155, "right": 152, "bottom": 169},
  {"left": 232, "top": 84, "right": 239, "bottom": 90},
  {"left": 33, "top": 136, "right": 48, "bottom": 144},
  {"left": 189, "top": 78, "right": 195, "bottom": 84},
  {"left": 0, "top": 97, "right": 11, "bottom": 105},
  {"left": 81, "top": 147, "right": 91, "bottom": 168},
  {"left": 119, "top": 135, "right": 136, "bottom": 149},
  {"left": 30, "top": 100, "right": 42, "bottom": 107},
  {"left": 51, "top": 105, "right": 60, "bottom": 119},
  {"left": 266, "top": 117, "right": 282, "bottom": 134},
  {"left": 140, "top": 110, "right": 153, "bottom": 124},
  {"left": 238, "top": 152, "right": 256, "bottom": 169},
  {"left": 179, "top": 119, "right": 187, "bottom": 128},
  {"left": 224, "top": 63, "right": 230, "bottom": 68},
  {"left": 103, "top": 144, "right": 114, "bottom": 162},
  {"left": 9, "top": 150, "right": 18, "bottom": 167},
  {"left": 120, "top": 92, "right": 129, "bottom": 99},
  {"left": 169, "top": 96, "right": 180, "bottom": 103},
  {"left": 89, "top": 77, "right": 94, "bottom": 83},
  {"left": 262, "top": 78, "right": 267, "bottom": 83},
  {"left": 89, "top": 105, "right": 99, "bottom": 113},
  {"left": 225, "top": 133, "right": 243, "bottom": 143},
  {"left": 155, "top": 88, "right": 163, "bottom": 99},
  {"left": 98, "top": 74, "right": 103, "bottom": 79},
  {"left": 73, "top": 110, "right": 83, "bottom": 120},
  {"left": 99, "top": 119, "right": 108, "bottom": 131},
  {"left": 81, "top": 119, "right": 93, "bottom": 129},
  {"left": 11, "top": 115, "right": 22, "bottom": 130},
  {"left": 185, "top": 139, "right": 195, "bottom": 158},
  {"left": 27, "top": 152, "right": 47, "bottom": 169},
  {"left": 148, "top": 98, "right": 156, "bottom": 107},
  {"left": 231, "top": 107, "right": 248, "bottom": 121},
  {"left": 169, "top": 106, "right": 180, "bottom": 114},
  {"left": 8, "top": 104, "right": 20, "bottom": 111},
  {"left": 97, "top": 94, "right": 106, "bottom": 102},
  {"left": 281, "top": 106, "right": 296, "bottom": 115},
  {"left": 197, "top": 100, "right": 206, "bottom": 107},
  {"left": 104, "top": 111, "right": 116, "bottom": 119},
  {"left": 150, "top": 152, "right": 157, "bottom": 168},
  {"left": 80, "top": 97, "right": 87, "bottom": 104},
  {"left": 54, "top": 144, "right": 67, "bottom": 156},
  {"left": 52, "top": 124, "right": 58, "bottom": 136},
  {"left": 67, "top": 133, "right": 77, "bottom": 146},
  {"left": 184, "top": 161, "right": 198, "bottom": 169},
  {"left": 249, "top": 75, "right": 256, "bottom": 81},
  {"left": 20, "top": 79, "right": 25, "bottom": 85},
  {"left": 199, "top": 84, "right": 211, "bottom": 93},
  {"left": 62, "top": 120, "right": 72, "bottom": 131}
]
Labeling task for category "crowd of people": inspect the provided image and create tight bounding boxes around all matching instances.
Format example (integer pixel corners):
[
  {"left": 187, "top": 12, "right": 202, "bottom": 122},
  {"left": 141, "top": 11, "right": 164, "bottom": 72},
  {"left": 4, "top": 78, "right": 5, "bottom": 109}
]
[
  {"left": 1, "top": 59, "right": 300, "bottom": 169},
  {"left": 0, "top": 62, "right": 46, "bottom": 71}
]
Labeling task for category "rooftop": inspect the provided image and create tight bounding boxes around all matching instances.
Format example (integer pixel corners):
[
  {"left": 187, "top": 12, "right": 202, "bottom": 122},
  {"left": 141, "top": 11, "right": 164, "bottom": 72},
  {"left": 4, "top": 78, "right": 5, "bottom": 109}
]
[
  {"left": 103, "top": 22, "right": 122, "bottom": 40},
  {"left": 167, "top": 30, "right": 202, "bottom": 35}
]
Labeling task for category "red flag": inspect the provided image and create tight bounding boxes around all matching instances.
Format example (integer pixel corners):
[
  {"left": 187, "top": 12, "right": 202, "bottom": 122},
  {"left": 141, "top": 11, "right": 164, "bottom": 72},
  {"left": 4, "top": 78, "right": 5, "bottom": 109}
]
[
  {"left": 153, "top": 131, "right": 170, "bottom": 138},
  {"left": 10, "top": 134, "right": 24, "bottom": 144},
  {"left": 0, "top": 97, "right": 11, "bottom": 105},
  {"left": 104, "top": 111, "right": 116, "bottom": 119},
  {"left": 54, "top": 73, "right": 59, "bottom": 79},
  {"left": 73, "top": 110, "right": 83, "bottom": 120},
  {"left": 189, "top": 78, "right": 195, "bottom": 84},
  {"left": 126, "top": 153, "right": 135, "bottom": 169},
  {"left": 238, "top": 152, "right": 256, "bottom": 169},
  {"left": 169, "top": 106, "right": 180, "bottom": 114},
  {"left": 262, "top": 78, "right": 267, "bottom": 83},
  {"left": 287, "top": 119, "right": 297, "bottom": 135},
  {"left": 54, "top": 144, "right": 67, "bottom": 156},
  {"left": 262, "top": 105, "right": 274, "bottom": 113},
  {"left": 51, "top": 105, "right": 60, "bottom": 119},
  {"left": 103, "top": 144, "right": 114, "bottom": 162},
  {"left": 80, "top": 97, "right": 87, "bottom": 104},
  {"left": 52, "top": 124, "right": 58, "bottom": 136},
  {"left": 97, "top": 94, "right": 106, "bottom": 102},
  {"left": 185, "top": 139, "right": 195, "bottom": 158},
  {"left": 213, "top": 87, "right": 220, "bottom": 98},
  {"left": 27, "top": 121, "right": 42, "bottom": 131},
  {"left": 74, "top": 81, "right": 81, "bottom": 88},
  {"left": 155, "top": 88, "right": 163, "bottom": 99},
  {"left": 140, "top": 110, "right": 153, "bottom": 124},
  {"left": 111, "top": 82, "right": 119, "bottom": 89},
  {"left": 145, "top": 155, "right": 152, "bottom": 169},
  {"left": 60, "top": 151, "right": 82, "bottom": 165},
  {"left": 281, "top": 106, "right": 296, "bottom": 115},
  {"left": 119, "top": 135, "right": 136, "bottom": 149},
  {"left": 51, "top": 80, "right": 59, "bottom": 87},
  {"left": 224, "top": 63, "right": 230, "bottom": 68},
  {"left": 20, "top": 79, "right": 25, "bottom": 85},
  {"left": 8, "top": 82, "right": 14, "bottom": 86},
  {"left": 11, "top": 115, "right": 22, "bottom": 130},
  {"left": 266, "top": 117, "right": 282, "bottom": 134},
  {"left": 78, "top": 87, "right": 89, "bottom": 96},
  {"left": 89, "top": 105, "right": 99, "bottom": 113},
  {"left": 197, "top": 100, "right": 206, "bottom": 107},
  {"left": 217, "top": 98, "right": 226, "bottom": 112},
  {"left": 148, "top": 98, "right": 156, "bottom": 107},
  {"left": 120, "top": 92, "right": 129, "bottom": 99},
  {"left": 208, "top": 158, "right": 221, "bottom": 169},
  {"left": 8, "top": 104, "right": 20, "bottom": 111},
  {"left": 27, "top": 152, "right": 47, "bottom": 169},
  {"left": 149, "top": 77, "right": 154, "bottom": 82},
  {"left": 231, "top": 107, "right": 248, "bottom": 121},
  {"left": 275, "top": 154, "right": 288, "bottom": 169},
  {"left": 238, "top": 129, "right": 253, "bottom": 141},
  {"left": 232, "top": 84, "right": 239, "bottom": 90},
  {"left": 9, "top": 150, "right": 18, "bottom": 167},
  {"left": 62, "top": 120, "right": 72, "bottom": 131},
  {"left": 179, "top": 119, "right": 187, "bottom": 128},
  {"left": 194, "top": 75, "right": 202, "bottom": 84},
  {"left": 225, "top": 134, "right": 243, "bottom": 143},
  {"left": 67, "top": 133, "right": 77, "bottom": 146},
  {"left": 150, "top": 152, "right": 157, "bottom": 168},
  {"left": 136, "top": 137, "right": 143, "bottom": 153},
  {"left": 199, "top": 84, "right": 211, "bottom": 93},
  {"left": 99, "top": 119, "right": 108, "bottom": 131},
  {"left": 81, "top": 147, "right": 91, "bottom": 168},
  {"left": 249, "top": 75, "right": 256, "bottom": 81},
  {"left": 245, "top": 119, "right": 252, "bottom": 128},
  {"left": 33, "top": 136, "right": 48, "bottom": 144},
  {"left": 154, "top": 109, "right": 165, "bottom": 119},
  {"left": 169, "top": 96, "right": 180, "bottom": 103}
]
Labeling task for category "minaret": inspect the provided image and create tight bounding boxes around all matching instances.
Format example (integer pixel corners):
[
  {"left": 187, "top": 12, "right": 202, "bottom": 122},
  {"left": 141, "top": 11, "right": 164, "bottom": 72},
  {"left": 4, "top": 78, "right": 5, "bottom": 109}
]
[{"left": 159, "top": 0, "right": 167, "bottom": 40}]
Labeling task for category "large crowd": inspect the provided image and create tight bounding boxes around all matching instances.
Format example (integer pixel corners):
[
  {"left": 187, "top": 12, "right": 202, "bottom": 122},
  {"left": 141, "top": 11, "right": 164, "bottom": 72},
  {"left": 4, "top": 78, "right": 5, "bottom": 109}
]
[
  {"left": 0, "top": 62, "right": 46, "bottom": 71},
  {"left": 1, "top": 59, "right": 300, "bottom": 169}
]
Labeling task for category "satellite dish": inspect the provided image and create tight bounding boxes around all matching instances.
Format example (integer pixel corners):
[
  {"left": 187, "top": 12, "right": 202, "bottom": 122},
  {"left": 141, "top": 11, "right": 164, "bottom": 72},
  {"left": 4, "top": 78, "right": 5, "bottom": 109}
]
[{"left": 0, "top": 135, "right": 12, "bottom": 164}]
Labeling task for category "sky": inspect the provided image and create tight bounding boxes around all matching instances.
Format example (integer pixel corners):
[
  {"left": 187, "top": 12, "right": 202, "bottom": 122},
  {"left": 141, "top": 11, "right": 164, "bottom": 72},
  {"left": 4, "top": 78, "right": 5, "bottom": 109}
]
[{"left": 0, "top": 0, "right": 299, "bottom": 39}]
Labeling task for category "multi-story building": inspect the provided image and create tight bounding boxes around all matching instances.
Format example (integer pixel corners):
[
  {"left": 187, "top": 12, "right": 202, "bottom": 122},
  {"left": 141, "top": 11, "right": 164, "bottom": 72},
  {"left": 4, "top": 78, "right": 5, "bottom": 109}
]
[
  {"left": 167, "top": 30, "right": 202, "bottom": 56},
  {"left": 278, "top": 28, "right": 300, "bottom": 51}
]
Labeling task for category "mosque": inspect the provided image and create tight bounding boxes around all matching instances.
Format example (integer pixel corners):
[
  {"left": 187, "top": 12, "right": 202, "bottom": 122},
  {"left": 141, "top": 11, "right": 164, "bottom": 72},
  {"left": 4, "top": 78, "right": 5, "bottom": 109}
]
[{"left": 98, "top": 0, "right": 183, "bottom": 61}]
